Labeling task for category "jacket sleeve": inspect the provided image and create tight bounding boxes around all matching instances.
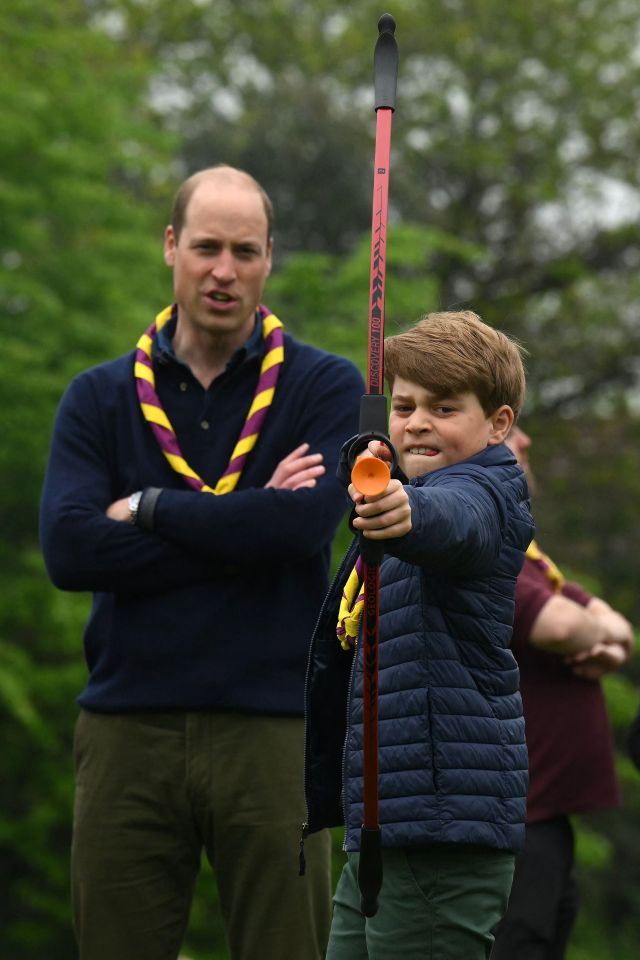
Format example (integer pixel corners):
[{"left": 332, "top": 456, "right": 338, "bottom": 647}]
[
  {"left": 39, "top": 374, "right": 217, "bottom": 594},
  {"left": 150, "top": 355, "right": 363, "bottom": 562},
  {"left": 384, "top": 470, "right": 508, "bottom": 576}
]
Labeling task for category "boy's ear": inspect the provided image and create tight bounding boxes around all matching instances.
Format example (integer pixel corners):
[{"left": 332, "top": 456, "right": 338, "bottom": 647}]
[{"left": 488, "top": 405, "right": 515, "bottom": 445}]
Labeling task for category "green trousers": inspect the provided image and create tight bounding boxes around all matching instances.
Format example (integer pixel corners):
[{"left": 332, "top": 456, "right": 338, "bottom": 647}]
[
  {"left": 72, "top": 709, "right": 331, "bottom": 960},
  {"left": 327, "top": 845, "right": 515, "bottom": 960}
]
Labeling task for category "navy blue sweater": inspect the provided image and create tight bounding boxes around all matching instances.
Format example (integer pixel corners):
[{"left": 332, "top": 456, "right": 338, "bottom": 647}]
[{"left": 40, "top": 315, "right": 364, "bottom": 714}]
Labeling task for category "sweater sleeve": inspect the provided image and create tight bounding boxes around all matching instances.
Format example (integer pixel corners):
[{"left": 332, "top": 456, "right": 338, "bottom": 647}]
[
  {"left": 39, "top": 374, "right": 216, "bottom": 595},
  {"left": 383, "top": 469, "right": 507, "bottom": 576},
  {"left": 150, "top": 355, "right": 363, "bottom": 562},
  {"left": 561, "top": 580, "right": 592, "bottom": 607}
]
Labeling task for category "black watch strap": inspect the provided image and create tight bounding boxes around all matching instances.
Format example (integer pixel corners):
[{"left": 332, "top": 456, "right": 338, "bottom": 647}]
[{"left": 137, "top": 487, "right": 163, "bottom": 531}]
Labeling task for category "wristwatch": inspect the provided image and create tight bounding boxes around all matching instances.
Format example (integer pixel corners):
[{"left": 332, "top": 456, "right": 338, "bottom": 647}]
[{"left": 128, "top": 490, "right": 143, "bottom": 524}]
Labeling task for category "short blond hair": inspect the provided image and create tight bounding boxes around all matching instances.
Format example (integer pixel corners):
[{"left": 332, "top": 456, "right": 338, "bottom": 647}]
[{"left": 384, "top": 310, "right": 526, "bottom": 418}]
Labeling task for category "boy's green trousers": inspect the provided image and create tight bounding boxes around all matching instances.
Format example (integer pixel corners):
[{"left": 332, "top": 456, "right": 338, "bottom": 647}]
[{"left": 327, "top": 844, "right": 514, "bottom": 960}]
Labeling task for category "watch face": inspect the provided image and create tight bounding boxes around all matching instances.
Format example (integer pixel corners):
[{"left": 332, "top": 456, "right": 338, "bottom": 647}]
[{"left": 128, "top": 491, "right": 142, "bottom": 521}]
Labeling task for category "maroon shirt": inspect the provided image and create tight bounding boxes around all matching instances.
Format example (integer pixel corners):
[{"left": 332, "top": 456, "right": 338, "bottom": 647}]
[{"left": 512, "top": 557, "right": 620, "bottom": 823}]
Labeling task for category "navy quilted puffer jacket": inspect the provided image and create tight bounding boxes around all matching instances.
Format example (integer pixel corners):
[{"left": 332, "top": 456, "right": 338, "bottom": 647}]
[{"left": 304, "top": 443, "right": 534, "bottom": 854}]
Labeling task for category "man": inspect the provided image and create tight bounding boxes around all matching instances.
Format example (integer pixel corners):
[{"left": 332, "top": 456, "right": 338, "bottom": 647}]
[
  {"left": 491, "top": 426, "right": 634, "bottom": 960},
  {"left": 40, "top": 165, "right": 364, "bottom": 960}
]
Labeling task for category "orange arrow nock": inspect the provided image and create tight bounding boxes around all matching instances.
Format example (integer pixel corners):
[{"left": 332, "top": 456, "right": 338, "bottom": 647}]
[{"left": 351, "top": 456, "right": 391, "bottom": 497}]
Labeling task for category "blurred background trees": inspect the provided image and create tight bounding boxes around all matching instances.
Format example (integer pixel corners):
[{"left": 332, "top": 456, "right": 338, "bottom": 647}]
[{"left": 2, "top": 0, "right": 640, "bottom": 956}]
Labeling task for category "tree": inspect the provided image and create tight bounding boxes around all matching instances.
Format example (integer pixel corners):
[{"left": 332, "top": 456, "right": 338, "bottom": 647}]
[
  {"left": 116, "top": 0, "right": 640, "bottom": 618},
  {"left": 0, "top": 1, "right": 175, "bottom": 954},
  {"left": 3, "top": 1, "right": 640, "bottom": 955},
  {"left": 98, "top": 0, "right": 640, "bottom": 401}
]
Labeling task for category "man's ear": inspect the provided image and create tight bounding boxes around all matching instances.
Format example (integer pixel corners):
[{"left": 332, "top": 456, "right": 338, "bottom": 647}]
[
  {"left": 488, "top": 405, "right": 515, "bottom": 445},
  {"left": 164, "top": 225, "right": 176, "bottom": 268}
]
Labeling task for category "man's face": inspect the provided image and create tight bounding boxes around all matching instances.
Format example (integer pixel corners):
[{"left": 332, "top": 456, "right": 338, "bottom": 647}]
[
  {"left": 504, "top": 426, "right": 530, "bottom": 463},
  {"left": 505, "top": 426, "right": 535, "bottom": 488},
  {"left": 389, "top": 376, "right": 508, "bottom": 479},
  {"left": 164, "top": 178, "right": 272, "bottom": 346}
]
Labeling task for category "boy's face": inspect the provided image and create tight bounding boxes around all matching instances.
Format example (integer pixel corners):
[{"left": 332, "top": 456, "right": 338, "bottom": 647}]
[{"left": 389, "top": 377, "right": 513, "bottom": 479}]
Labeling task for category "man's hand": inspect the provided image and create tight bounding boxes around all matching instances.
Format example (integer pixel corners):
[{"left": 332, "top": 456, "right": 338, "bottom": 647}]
[
  {"left": 564, "top": 594, "right": 635, "bottom": 679},
  {"left": 585, "top": 597, "right": 635, "bottom": 659},
  {"left": 265, "top": 443, "right": 325, "bottom": 490},
  {"left": 567, "top": 642, "right": 629, "bottom": 680},
  {"left": 106, "top": 498, "right": 130, "bottom": 522},
  {"left": 349, "top": 478, "right": 412, "bottom": 540}
]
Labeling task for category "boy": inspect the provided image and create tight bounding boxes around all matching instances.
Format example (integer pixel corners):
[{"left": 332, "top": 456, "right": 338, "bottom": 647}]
[{"left": 303, "top": 311, "right": 535, "bottom": 960}]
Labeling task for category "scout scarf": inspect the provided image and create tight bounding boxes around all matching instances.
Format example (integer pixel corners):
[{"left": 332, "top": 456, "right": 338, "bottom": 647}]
[
  {"left": 134, "top": 303, "right": 284, "bottom": 495},
  {"left": 525, "top": 539, "right": 566, "bottom": 592},
  {"left": 337, "top": 555, "right": 365, "bottom": 650}
]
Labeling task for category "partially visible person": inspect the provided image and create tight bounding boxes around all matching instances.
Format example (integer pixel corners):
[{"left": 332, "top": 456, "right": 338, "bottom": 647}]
[
  {"left": 39, "top": 165, "right": 364, "bottom": 960},
  {"left": 491, "top": 425, "right": 634, "bottom": 960},
  {"left": 628, "top": 701, "right": 640, "bottom": 771},
  {"left": 303, "top": 311, "right": 535, "bottom": 960}
]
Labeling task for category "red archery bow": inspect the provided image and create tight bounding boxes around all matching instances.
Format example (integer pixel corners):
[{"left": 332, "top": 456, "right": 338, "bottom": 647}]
[{"left": 348, "top": 12, "right": 399, "bottom": 918}]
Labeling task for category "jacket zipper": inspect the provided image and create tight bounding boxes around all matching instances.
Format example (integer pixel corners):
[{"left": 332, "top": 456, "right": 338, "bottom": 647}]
[
  {"left": 300, "top": 538, "right": 359, "bottom": 875},
  {"left": 341, "top": 632, "right": 359, "bottom": 852}
]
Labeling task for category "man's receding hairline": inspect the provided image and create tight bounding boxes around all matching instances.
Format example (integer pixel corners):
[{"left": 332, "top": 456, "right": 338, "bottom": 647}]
[
  {"left": 173, "top": 165, "right": 273, "bottom": 240},
  {"left": 189, "top": 166, "right": 262, "bottom": 193}
]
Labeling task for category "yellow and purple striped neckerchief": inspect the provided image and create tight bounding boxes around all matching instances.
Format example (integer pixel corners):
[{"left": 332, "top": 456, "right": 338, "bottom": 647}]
[
  {"left": 336, "top": 539, "right": 566, "bottom": 651},
  {"left": 134, "top": 303, "right": 284, "bottom": 494},
  {"left": 525, "top": 539, "right": 565, "bottom": 592},
  {"left": 337, "top": 555, "right": 365, "bottom": 650}
]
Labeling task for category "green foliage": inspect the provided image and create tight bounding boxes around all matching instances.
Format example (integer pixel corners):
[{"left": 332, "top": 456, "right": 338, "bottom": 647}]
[
  {"left": 565, "top": 666, "right": 640, "bottom": 959},
  {"left": 93, "top": 0, "right": 640, "bottom": 613},
  {"left": 3, "top": 1, "right": 640, "bottom": 957},
  {"left": 268, "top": 222, "right": 482, "bottom": 369},
  {"left": 100, "top": 0, "right": 640, "bottom": 411},
  {"left": 97, "top": 0, "right": 640, "bottom": 625},
  {"left": 528, "top": 415, "right": 640, "bottom": 620},
  {"left": 0, "top": 0, "right": 175, "bottom": 955},
  {"left": 574, "top": 821, "right": 613, "bottom": 871},
  {"left": 181, "top": 857, "right": 228, "bottom": 960},
  {"left": 602, "top": 672, "right": 639, "bottom": 730}
]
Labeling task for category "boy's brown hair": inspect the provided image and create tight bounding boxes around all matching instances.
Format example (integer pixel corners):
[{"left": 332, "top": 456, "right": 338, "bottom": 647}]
[{"left": 384, "top": 310, "right": 526, "bottom": 418}]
